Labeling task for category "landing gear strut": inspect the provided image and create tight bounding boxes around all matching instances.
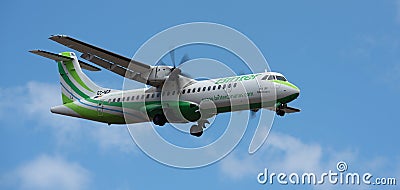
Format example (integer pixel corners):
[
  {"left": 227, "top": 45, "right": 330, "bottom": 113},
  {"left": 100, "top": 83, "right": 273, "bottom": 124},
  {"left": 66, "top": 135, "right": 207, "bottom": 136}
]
[
  {"left": 276, "top": 110, "right": 285, "bottom": 116},
  {"left": 276, "top": 103, "right": 286, "bottom": 117},
  {"left": 190, "top": 120, "right": 209, "bottom": 137}
]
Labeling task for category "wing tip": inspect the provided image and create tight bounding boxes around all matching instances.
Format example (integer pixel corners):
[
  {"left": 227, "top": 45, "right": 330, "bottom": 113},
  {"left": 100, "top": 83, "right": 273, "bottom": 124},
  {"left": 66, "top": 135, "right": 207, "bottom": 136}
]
[
  {"left": 49, "top": 34, "right": 69, "bottom": 40},
  {"left": 29, "top": 49, "right": 46, "bottom": 55}
]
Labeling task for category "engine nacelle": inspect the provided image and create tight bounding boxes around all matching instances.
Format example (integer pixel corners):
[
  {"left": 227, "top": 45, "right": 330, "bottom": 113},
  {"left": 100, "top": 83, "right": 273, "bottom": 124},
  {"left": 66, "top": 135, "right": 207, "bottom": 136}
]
[{"left": 149, "top": 66, "right": 172, "bottom": 78}]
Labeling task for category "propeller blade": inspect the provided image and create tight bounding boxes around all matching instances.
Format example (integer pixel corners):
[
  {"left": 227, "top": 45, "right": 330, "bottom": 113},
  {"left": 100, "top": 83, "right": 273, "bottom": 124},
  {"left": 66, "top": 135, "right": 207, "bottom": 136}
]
[
  {"left": 250, "top": 110, "right": 257, "bottom": 118},
  {"left": 170, "top": 49, "right": 176, "bottom": 68},
  {"left": 179, "top": 54, "right": 190, "bottom": 65},
  {"left": 250, "top": 109, "right": 259, "bottom": 119}
]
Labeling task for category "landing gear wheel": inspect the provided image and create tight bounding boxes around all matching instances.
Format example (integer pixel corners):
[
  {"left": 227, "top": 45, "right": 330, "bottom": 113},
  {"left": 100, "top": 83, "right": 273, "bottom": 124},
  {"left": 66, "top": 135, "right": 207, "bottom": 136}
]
[
  {"left": 276, "top": 110, "right": 285, "bottom": 116},
  {"left": 153, "top": 114, "right": 167, "bottom": 126},
  {"left": 190, "top": 125, "right": 203, "bottom": 137}
]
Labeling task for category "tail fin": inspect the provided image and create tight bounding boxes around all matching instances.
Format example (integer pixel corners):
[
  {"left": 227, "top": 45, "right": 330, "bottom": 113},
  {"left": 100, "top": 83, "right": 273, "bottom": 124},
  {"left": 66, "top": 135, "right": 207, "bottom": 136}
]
[
  {"left": 30, "top": 50, "right": 107, "bottom": 104},
  {"left": 58, "top": 52, "right": 103, "bottom": 104}
]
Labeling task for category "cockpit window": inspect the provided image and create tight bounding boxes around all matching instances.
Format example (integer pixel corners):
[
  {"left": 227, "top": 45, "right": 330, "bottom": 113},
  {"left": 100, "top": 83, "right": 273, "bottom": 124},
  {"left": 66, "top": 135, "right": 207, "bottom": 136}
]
[
  {"left": 261, "top": 75, "right": 268, "bottom": 80},
  {"left": 262, "top": 75, "right": 287, "bottom": 81},
  {"left": 276, "top": 76, "right": 287, "bottom": 81},
  {"left": 261, "top": 75, "right": 275, "bottom": 80},
  {"left": 267, "top": 75, "right": 276, "bottom": 80}
]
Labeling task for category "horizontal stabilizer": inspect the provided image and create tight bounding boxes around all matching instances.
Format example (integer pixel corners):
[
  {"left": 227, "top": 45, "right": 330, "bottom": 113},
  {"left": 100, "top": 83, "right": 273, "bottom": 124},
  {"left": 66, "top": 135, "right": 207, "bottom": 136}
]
[
  {"left": 29, "top": 50, "right": 72, "bottom": 62},
  {"left": 29, "top": 50, "right": 101, "bottom": 71}
]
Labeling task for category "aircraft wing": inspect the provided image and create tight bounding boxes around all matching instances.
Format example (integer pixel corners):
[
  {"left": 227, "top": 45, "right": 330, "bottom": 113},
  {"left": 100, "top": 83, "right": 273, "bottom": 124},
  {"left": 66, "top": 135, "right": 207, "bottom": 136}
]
[
  {"left": 49, "top": 35, "right": 152, "bottom": 84},
  {"left": 49, "top": 35, "right": 197, "bottom": 88}
]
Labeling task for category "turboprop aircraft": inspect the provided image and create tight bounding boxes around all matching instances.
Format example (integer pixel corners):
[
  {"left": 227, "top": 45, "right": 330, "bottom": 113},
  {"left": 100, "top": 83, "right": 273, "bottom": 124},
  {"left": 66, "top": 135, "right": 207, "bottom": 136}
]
[{"left": 30, "top": 35, "right": 300, "bottom": 137}]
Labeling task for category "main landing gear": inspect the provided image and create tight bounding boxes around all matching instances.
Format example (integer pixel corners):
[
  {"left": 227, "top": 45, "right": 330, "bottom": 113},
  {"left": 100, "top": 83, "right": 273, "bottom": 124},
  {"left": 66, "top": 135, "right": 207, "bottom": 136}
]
[
  {"left": 153, "top": 114, "right": 167, "bottom": 126},
  {"left": 190, "top": 120, "right": 209, "bottom": 137}
]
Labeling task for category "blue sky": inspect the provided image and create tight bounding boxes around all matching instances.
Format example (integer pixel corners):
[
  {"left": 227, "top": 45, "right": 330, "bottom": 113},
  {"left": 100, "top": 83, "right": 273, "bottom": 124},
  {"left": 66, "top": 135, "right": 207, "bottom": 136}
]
[{"left": 1, "top": 0, "right": 400, "bottom": 189}]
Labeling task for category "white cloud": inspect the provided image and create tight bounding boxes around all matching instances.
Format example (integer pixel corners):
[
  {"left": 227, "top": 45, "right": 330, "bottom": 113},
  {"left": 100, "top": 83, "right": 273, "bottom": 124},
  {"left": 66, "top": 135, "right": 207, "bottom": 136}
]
[
  {"left": 220, "top": 132, "right": 327, "bottom": 179},
  {"left": 12, "top": 154, "right": 90, "bottom": 190},
  {"left": 23, "top": 81, "right": 61, "bottom": 116},
  {"left": 91, "top": 126, "right": 137, "bottom": 153},
  {"left": 219, "top": 132, "right": 400, "bottom": 190},
  {"left": 0, "top": 81, "right": 136, "bottom": 153}
]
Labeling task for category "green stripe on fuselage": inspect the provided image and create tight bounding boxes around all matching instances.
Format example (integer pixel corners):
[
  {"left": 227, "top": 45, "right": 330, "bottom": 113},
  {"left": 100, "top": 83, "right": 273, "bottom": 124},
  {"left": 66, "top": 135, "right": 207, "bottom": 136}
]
[
  {"left": 271, "top": 80, "right": 299, "bottom": 90},
  {"left": 62, "top": 93, "right": 73, "bottom": 104},
  {"left": 64, "top": 102, "right": 126, "bottom": 124}
]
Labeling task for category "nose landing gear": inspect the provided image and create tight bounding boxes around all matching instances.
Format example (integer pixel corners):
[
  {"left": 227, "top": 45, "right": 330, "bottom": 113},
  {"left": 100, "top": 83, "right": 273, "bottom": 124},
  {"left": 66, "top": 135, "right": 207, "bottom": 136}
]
[{"left": 276, "top": 103, "right": 287, "bottom": 116}]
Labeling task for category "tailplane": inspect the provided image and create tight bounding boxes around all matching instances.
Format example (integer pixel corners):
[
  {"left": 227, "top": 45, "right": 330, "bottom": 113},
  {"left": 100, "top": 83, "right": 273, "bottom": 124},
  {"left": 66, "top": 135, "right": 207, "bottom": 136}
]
[{"left": 29, "top": 50, "right": 109, "bottom": 104}]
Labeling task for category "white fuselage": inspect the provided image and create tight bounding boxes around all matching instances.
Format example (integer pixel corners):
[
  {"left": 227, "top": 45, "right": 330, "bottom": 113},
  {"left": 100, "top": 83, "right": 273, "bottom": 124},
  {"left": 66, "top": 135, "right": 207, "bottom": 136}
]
[{"left": 91, "top": 72, "right": 299, "bottom": 124}]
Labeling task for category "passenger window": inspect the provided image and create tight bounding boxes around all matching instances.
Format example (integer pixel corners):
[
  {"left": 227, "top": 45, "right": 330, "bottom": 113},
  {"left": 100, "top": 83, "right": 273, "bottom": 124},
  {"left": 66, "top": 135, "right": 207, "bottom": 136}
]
[
  {"left": 202, "top": 87, "right": 206, "bottom": 91},
  {"left": 227, "top": 84, "right": 231, "bottom": 88},
  {"left": 213, "top": 86, "right": 216, "bottom": 90},
  {"left": 167, "top": 91, "right": 170, "bottom": 96},
  {"left": 117, "top": 98, "right": 121, "bottom": 102},
  {"left": 182, "top": 89, "right": 186, "bottom": 94},
  {"left": 192, "top": 88, "right": 196, "bottom": 93},
  {"left": 122, "top": 97, "right": 125, "bottom": 101},
  {"left": 218, "top": 85, "right": 221, "bottom": 89},
  {"left": 208, "top": 86, "right": 211, "bottom": 91},
  {"left": 223, "top": 84, "right": 226, "bottom": 89},
  {"left": 141, "top": 95, "right": 144, "bottom": 99},
  {"left": 136, "top": 95, "right": 140, "bottom": 100},
  {"left": 187, "top": 89, "right": 191, "bottom": 93},
  {"left": 151, "top": 93, "right": 155, "bottom": 98},
  {"left": 157, "top": 93, "right": 160, "bottom": 98},
  {"left": 197, "top": 87, "right": 201, "bottom": 92},
  {"left": 172, "top": 91, "right": 175, "bottom": 95},
  {"left": 126, "top": 96, "right": 130, "bottom": 101},
  {"left": 146, "top": 94, "right": 150, "bottom": 99},
  {"left": 233, "top": 83, "right": 237, "bottom": 88},
  {"left": 108, "top": 99, "right": 111, "bottom": 103},
  {"left": 113, "top": 98, "right": 116, "bottom": 102}
]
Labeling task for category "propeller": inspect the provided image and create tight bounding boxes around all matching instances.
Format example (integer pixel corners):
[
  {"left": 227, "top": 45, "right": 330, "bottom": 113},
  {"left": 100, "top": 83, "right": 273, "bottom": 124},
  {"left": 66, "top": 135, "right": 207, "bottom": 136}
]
[
  {"left": 250, "top": 108, "right": 260, "bottom": 119},
  {"left": 170, "top": 49, "right": 176, "bottom": 68},
  {"left": 156, "top": 49, "right": 190, "bottom": 68},
  {"left": 154, "top": 49, "right": 193, "bottom": 89},
  {"left": 164, "top": 49, "right": 192, "bottom": 78},
  {"left": 250, "top": 109, "right": 258, "bottom": 118},
  {"left": 180, "top": 54, "right": 190, "bottom": 65}
]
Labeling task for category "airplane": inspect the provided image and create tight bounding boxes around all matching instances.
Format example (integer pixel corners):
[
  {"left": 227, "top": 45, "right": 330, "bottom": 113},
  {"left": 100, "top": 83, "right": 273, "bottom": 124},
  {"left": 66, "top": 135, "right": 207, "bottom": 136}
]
[{"left": 30, "top": 35, "right": 300, "bottom": 137}]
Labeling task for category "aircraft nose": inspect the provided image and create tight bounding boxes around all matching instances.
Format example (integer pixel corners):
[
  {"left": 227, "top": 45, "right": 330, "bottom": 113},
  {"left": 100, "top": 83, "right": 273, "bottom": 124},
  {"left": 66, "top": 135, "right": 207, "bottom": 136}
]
[
  {"left": 292, "top": 84, "right": 300, "bottom": 97},
  {"left": 291, "top": 84, "right": 300, "bottom": 98},
  {"left": 281, "top": 83, "right": 300, "bottom": 102}
]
